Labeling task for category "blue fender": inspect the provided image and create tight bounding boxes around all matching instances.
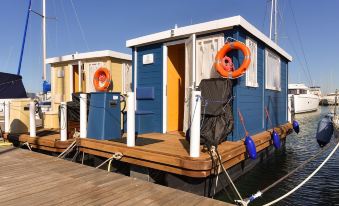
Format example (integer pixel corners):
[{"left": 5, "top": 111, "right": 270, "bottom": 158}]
[
  {"left": 272, "top": 130, "right": 281, "bottom": 149},
  {"left": 245, "top": 136, "right": 257, "bottom": 160},
  {"left": 292, "top": 120, "right": 300, "bottom": 134}
]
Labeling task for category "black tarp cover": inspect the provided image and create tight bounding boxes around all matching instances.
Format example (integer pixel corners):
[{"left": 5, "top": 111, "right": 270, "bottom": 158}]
[
  {"left": 199, "top": 78, "right": 234, "bottom": 148},
  {"left": 0, "top": 72, "right": 27, "bottom": 99}
]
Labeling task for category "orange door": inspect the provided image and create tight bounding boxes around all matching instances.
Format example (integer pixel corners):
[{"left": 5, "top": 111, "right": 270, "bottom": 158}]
[
  {"left": 73, "top": 65, "right": 79, "bottom": 92},
  {"left": 167, "top": 44, "right": 185, "bottom": 132}
]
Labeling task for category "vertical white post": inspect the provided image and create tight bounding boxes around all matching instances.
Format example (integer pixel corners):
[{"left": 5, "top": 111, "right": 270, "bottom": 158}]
[
  {"left": 127, "top": 92, "right": 135, "bottom": 147},
  {"left": 80, "top": 93, "right": 87, "bottom": 138},
  {"left": 42, "top": 0, "right": 46, "bottom": 81},
  {"left": 4, "top": 101, "right": 10, "bottom": 133},
  {"left": 190, "top": 91, "right": 201, "bottom": 158},
  {"left": 29, "top": 102, "right": 36, "bottom": 137},
  {"left": 60, "top": 102, "right": 67, "bottom": 141}
]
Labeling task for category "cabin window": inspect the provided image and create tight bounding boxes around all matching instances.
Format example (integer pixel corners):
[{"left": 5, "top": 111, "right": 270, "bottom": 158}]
[
  {"left": 245, "top": 37, "right": 258, "bottom": 87},
  {"left": 196, "top": 34, "right": 224, "bottom": 86},
  {"left": 265, "top": 49, "right": 281, "bottom": 91},
  {"left": 288, "top": 89, "right": 298, "bottom": 95},
  {"left": 122, "top": 63, "right": 132, "bottom": 94}
]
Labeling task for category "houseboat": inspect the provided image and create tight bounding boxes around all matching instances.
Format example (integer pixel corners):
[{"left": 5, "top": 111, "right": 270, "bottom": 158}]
[{"left": 5, "top": 16, "right": 295, "bottom": 197}]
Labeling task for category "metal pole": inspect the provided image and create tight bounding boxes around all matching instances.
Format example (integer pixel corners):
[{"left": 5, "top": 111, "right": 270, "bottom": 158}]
[
  {"left": 190, "top": 91, "right": 201, "bottom": 158},
  {"left": 127, "top": 92, "right": 135, "bottom": 147},
  {"left": 29, "top": 102, "right": 36, "bottom": 137},
  {"left": 274, "top": 0, "right": 278, "bottom": 43},
  {"left": 80, "top": 93, "right": 87, "bottom": 138},
  {"left": 60, "top": 102, "right": 68, "bottom": 141},
  {"left": 42, "top": 0, "right": 47, "bottom": 80},
  {"left": 17, "top": 0, "right": 32, "bottom": 75},
  {"left": 269, "top": 0, "right": 274, "bottom": 40}
]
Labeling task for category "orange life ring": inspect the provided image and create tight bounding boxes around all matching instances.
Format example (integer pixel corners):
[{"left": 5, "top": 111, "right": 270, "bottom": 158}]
[
  {"left": 215, "top": 41, "right": 251, "bottom": 79},
  {"left": 93, "top": 67, "right": 111, "bottom": 91}
]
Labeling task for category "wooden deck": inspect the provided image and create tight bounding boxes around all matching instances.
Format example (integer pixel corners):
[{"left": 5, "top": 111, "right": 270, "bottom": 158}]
[
  {"left": 5, "top": 129, "right": 74, "bottom": 152},
  {"left": 4, "top": 123, "right": 292, "bottom": 178},
  {"left": 0, "top": 147, "right": 230, "bottom": 206}
]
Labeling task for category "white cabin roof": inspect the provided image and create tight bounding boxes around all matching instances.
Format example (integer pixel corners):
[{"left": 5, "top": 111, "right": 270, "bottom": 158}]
[
  {"left": 126, "top": 15, "right": 292, "bottom": 61},
  {"left": 288, "top": 84, "right": 309, "bottom": 90},
  {"left": 46, "top": 50, "right": 132, "bottom": 64}
]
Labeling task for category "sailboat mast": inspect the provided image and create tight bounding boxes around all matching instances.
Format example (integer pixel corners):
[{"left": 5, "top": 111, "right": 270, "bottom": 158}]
[
  {"left": 42, "top": 0, "right": 47, "bottom": 81},
  {"left": 269, "top": 0, "right": 278, "bottom": 43},
  {"left": 274, "top": 0, "right": 278, "bottom": 43},
  {"left": 269, "top": 0, "right": 274, "bottom": 39}
]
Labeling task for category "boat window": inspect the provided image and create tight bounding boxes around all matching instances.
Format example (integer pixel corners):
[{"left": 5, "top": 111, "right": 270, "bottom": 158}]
[
  {"left": 265, "top": 49, "right": 281, "bottom": 91},
  {"left": 195, "top": 34, "right": 224, "bottom": 86},
  {"left": 288, "top": 89, "right": 298, "bottom": 95},
  {"left": 299, "top": 89, "right": 307, "bottom": 94},
  {"left": 245, "top": 37, "right": 258, "bottom": 87},
  {"left": 122, "top": 63, "right": 133, "bottom": 94}
]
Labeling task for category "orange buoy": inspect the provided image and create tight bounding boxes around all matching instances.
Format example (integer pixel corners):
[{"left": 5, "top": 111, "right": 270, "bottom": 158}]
[
  {"left": 215, "top": 41, "right": 251, "bottom": 79},
  {"left": 93, "top": 67, "right": 111, "bottom": 91}
]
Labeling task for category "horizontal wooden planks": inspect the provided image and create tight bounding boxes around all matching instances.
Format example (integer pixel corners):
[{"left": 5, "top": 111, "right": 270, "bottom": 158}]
[{"left": 0, "top": 148, "right": 230, "bottom": 206}]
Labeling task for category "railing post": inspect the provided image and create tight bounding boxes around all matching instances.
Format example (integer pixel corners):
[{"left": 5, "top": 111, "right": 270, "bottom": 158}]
[
  {"left": 127, "top": 92, "right": 135, "bottom": 147},
  {"left": 80, "top": 93, "right": 87, "bottom": 138},
  {"left": 60, "top": 102, "right": 67, "bottom": 141},
  {"left": 4, "top": 101, "right": 10, "bottom": 133},
  {"left": 29, "top": 101, "right": 36, "bottom": 137},
  {"left": 190, "top": 91, "right": 201, "bottom": 158}
]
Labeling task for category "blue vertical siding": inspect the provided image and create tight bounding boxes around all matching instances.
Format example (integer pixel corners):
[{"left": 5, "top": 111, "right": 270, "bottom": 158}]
[
  {"left": 136, "top": 44, "right": 163, "bottom": 133},
  {"left": 229, "top": 27, "right": 265, "bottom": 141}
]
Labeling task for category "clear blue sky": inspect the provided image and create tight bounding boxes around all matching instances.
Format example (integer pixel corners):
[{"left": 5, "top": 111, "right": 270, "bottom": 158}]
[{"left": 1, "top": 0, "right": 338, "bottom": 94}]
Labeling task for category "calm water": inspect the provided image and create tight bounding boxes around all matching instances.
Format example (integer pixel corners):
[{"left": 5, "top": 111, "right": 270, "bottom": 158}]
[{"left": 216, "top": 106, "right": 339, "bottom": 205}]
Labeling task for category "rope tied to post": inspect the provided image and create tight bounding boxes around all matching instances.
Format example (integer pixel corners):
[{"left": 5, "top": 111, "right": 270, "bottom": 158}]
[{"left": 95, "top": 152, "right": 124, "bottom": 172}]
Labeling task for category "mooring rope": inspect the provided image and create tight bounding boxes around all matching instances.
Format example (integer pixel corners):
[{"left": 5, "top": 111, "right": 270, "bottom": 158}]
[
  {"left": 95, "top": 152, "right": 123, "bottom": 171},
  {"left": 58, "top": 140, "right": 77, "bottom": 159},
  {"left": 210, "top": 146, "right": 243, "bottom": 202},
  {"left": 263, "top": 139, "right": 339, "bottom": 206},
  {"left": 237, "top": 138, "right": 339, "bottom": 205}
]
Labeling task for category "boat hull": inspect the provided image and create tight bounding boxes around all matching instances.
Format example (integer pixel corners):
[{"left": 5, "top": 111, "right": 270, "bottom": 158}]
[{"left": 291, "top": 94, "right": 319, "bottom": 113}]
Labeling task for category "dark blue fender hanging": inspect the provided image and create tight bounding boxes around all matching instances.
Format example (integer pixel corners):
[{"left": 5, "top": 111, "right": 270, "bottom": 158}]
[
  {"left": 245, "top": 135, "right": 257, "bottom": 160},
  {"left": 316, "top": 116, "right": 334, "bottom": 147},
  {"left": 272, "top": 130, "right": 281, "bottom": 149},
  {"left": 292, "top": 120, "right": 300, "bottom": 134}
]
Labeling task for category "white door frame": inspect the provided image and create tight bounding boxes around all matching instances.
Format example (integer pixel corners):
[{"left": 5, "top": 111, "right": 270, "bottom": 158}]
[{"left": 162, "top": 37, "right": 195, "bottom": 133}]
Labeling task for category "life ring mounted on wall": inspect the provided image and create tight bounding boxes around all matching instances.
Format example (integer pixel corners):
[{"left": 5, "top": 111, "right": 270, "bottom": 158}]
[
  {"left": 93, "top": 67, "right": 111, "bottom": 91},
  {"left": 215, "top": 41, "right": 251, "bottom": 79}
]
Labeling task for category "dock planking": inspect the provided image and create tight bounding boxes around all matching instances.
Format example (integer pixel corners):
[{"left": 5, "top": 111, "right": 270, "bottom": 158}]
[{"left": 0, "top": 147, "right": 231, "bottom": 206}]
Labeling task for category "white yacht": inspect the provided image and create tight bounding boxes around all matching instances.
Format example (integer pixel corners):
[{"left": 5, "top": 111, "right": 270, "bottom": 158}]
[{"left": 288, "top": 84, "right": 320, "bottom": 113}]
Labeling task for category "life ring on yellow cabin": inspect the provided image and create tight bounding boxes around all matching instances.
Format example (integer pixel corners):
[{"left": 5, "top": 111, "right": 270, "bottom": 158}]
[
  {"left": 93, "top": 67, "right": 111, "bottom": 91},
  {"left": 215, "top": 41, "right": 251, "bottom": 79}
]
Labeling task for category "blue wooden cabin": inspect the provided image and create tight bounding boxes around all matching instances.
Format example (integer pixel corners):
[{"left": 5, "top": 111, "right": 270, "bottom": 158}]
[{"left": 126, "top": 16, "right": 292, "bottom": 141}]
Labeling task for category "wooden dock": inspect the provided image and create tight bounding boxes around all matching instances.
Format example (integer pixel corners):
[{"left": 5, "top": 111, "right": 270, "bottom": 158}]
[
  {"left": 5, "top": 123, "right": 292, "bottom": 178},
  {"left": 0, "top": 147, "right": 231, "bottom": 206}
]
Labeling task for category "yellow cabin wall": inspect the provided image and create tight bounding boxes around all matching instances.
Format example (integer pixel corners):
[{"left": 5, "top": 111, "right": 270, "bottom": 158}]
[{"left": 47, "top": 57, "right": 131, "bottom": 129}]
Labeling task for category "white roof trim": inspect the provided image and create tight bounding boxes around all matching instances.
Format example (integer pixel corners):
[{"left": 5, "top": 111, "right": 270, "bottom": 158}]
[
  {"left": 46, "top": 50, "right": 132, "bottom": 64},
  {"left": 126, "top": 16, "right": 292, "bottom": 61}
]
